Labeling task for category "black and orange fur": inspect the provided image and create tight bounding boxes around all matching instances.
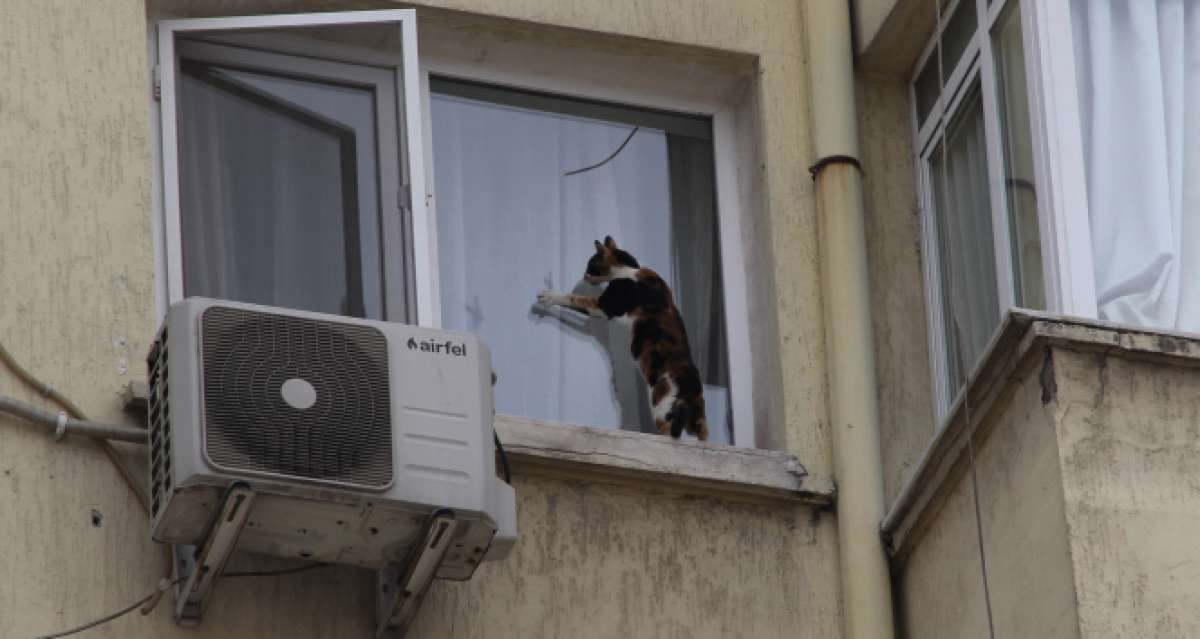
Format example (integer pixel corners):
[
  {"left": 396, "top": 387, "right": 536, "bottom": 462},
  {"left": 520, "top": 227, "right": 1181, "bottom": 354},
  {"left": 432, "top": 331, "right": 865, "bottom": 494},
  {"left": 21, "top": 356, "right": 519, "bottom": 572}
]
[{"left": 537, "top": 236, "right": 708, "bottom": 441}]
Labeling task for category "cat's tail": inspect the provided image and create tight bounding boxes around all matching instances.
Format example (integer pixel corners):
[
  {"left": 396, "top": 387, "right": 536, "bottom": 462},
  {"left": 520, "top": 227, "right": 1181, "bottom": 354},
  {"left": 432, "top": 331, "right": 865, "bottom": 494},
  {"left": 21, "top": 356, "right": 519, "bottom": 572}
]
[{"left": 669, "top": 397, "right": 708, "bottom": 441}]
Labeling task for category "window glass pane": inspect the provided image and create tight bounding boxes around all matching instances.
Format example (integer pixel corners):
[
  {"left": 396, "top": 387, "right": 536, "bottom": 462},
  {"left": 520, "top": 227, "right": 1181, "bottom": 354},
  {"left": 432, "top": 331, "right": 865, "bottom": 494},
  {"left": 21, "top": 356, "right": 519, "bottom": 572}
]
[
  {"left": 915, "top": 0, "right": 978, "bottom": 128},
  {"left": 993, "top": 1, "right": 1045, "bottom": 309},
  {"left": 430, "top": 79, "right": 734, "bottom": 444},
  {"left": 941, "top": 0, "right": 978, "bottom": 79},
  {"left": 177, "top": 59, "right": 385, "bottom": 319},
  {"left": 930, "top": 86, "right": 1000, "bottom": 393},
  {"left": 915, "top": 55, "right": 941, "bottom": 126}
]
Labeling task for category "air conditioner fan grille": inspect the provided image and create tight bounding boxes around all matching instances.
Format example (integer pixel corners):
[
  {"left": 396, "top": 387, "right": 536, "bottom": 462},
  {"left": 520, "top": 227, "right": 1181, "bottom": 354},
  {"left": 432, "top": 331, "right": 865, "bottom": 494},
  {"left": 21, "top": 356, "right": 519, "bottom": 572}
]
[{"left": 200, "top": 306, "right": 393, "bottom": 488}]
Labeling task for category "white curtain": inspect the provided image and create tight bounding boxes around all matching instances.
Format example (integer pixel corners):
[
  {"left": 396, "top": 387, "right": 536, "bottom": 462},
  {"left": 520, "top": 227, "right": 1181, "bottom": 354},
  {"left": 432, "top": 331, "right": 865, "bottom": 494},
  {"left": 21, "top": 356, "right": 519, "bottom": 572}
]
[
  {"left": 431, "top": 92, "right": 732, "bottom": 443},
  {"left": 1072, "top": 0, "right": 1200, "bottom": 330}
]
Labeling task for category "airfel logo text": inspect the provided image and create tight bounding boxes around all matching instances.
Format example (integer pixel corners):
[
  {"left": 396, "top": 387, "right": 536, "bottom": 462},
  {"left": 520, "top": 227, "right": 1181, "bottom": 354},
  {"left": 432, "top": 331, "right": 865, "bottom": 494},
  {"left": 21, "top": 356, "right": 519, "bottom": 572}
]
[{"left": 406, "top": 336, "right": 467, "bottom": 357}]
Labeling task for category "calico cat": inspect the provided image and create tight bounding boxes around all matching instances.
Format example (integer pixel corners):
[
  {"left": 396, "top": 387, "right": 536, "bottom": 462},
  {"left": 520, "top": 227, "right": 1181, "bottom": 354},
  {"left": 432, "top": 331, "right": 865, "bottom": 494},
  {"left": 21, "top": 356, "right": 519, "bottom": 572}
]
[{"left": 536, "top": 236, "right": 709, "bottom": 441}]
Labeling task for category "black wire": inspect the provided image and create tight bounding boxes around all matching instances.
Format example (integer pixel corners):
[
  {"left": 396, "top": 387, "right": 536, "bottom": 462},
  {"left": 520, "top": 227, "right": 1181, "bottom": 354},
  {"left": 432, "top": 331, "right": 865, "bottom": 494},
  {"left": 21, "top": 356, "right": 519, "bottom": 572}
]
[
  {"left": 35, "top": 594, "right": 154, "bottom": 639},
  {"left": 33, "top": 578, "right": 185, "bottom": 639},
  {"left": 494, "top": 429, "right": 512, "bottom": 484},
  {"left": 223, "top": 562, "right": 327, "bottom": 578},
  {"left": 563, "top": 126, "right": 640, "bottom": 176},
  {"left": 33, "top": 562, "right": 329, "bottom": 638}
]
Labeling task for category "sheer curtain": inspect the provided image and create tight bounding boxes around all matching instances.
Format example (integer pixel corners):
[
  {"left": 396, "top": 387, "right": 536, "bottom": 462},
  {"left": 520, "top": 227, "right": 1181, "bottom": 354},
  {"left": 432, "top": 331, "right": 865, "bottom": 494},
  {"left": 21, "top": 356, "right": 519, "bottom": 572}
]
[
  {"left": 933, "top": 88, "right": 1001, "bottom": 390},
  {"left": 431, "top": 86, "right": 732, "bottom": 443},
  {"left": 178, "top": 60, "right": 385, "bottom": 319},
  {"left": 1072, "top": 0, "right": 1200, "bottom": 331}
]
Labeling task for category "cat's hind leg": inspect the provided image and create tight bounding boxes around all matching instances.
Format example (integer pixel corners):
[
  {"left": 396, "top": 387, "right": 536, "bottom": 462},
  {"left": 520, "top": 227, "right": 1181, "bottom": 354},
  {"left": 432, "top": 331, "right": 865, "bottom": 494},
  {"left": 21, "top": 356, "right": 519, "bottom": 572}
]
[{"left": 649, "top": 377, "right": 677, "bottom": 437}]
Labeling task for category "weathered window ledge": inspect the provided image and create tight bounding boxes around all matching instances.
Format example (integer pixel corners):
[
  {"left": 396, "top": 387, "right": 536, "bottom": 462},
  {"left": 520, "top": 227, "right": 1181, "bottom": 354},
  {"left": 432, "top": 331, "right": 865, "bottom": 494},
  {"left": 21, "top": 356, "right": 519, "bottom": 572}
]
[
  {"left": 881, "top": 309, "right": 1200, "bottom": 560},
  {"left": 120, "top": 380, "right": 831, "bottom": 504},
  {"left": 495, "top": 415, "right": 834, "bottom": 505}
]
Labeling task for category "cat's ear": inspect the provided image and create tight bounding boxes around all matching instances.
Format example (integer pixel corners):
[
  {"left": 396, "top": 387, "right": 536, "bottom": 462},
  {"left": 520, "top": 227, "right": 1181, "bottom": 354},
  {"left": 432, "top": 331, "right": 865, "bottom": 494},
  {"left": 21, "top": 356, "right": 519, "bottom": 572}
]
[
  {"left": 604, "top": 236, "right": 617, "bottom": 249},
  {"left": 594, "top": 239, "right": 604, "bottom": 253}
]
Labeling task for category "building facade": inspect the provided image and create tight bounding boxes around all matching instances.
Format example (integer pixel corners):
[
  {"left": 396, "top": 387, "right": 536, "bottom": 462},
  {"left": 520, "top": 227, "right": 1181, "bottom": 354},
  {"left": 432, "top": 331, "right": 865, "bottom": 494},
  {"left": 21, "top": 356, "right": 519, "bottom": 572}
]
[{"left": 0, "top": 0, "right": 1195, "bottom": 637}]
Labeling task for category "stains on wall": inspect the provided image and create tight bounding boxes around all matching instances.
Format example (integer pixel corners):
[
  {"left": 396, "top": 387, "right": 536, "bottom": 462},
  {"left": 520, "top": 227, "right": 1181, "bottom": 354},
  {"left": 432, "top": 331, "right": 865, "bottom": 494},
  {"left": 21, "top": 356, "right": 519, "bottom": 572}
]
[
  {"left": 1, "top": 0, "right": 843, "bottom": 636},
  {"left": 896, "top": 330, "right": 1200, "bottom": 639},
  {"left": 1053, "top": 348, "right": 1200, "bottom": 637},
  {"left": 894, "top": 348, "right": 1080, "bottom": 639},
  {"left": 413, "top": 473, "right": 842, "bottom": 639},
  {"left": 855, "top": 74, "right": 935, "bottom": 508}
]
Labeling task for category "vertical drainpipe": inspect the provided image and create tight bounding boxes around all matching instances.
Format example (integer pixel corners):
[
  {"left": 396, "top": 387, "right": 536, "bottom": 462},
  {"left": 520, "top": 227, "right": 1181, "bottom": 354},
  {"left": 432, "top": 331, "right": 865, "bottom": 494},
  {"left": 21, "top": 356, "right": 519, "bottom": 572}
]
[{"left": 802, "top": 1, "right": 897, "bottom": 638}]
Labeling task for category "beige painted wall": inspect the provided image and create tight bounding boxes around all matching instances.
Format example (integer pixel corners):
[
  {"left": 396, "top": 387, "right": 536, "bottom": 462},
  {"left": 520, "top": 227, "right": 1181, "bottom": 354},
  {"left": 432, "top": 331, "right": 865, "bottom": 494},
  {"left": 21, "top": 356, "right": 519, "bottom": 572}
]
[{"left": 0, "top": 0, "right": 845, "bottom": 636}]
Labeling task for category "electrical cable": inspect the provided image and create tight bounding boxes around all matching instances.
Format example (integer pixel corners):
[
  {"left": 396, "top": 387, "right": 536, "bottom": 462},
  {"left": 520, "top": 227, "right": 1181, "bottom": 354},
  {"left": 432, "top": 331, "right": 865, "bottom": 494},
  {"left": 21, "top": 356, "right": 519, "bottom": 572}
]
[
  {"left": 0, "top": 395, "right": 148, "bottom": 443},
  {"left": 563, "top": 126, "right": 640, "bottom": 176},
  {"left": 35, "top": 561, "right": 330, "bottom": 638},
  {"left": 0, "top": 339, "right": 174, "bottom": 612},
  {"left": 223, "top": 562, "right": 327, "bottom": 579},
  {"left": 493, "top": 429, "right": 512, "bottom": 484},
  {"left": 930, "top": 0, "right": 995, "bottom": 635},
  {"left": 0, "top": 341, "right": 151, "bottom": 513},
  {"left": 33, "top": 578, "right": 185, "bottom": 639}
]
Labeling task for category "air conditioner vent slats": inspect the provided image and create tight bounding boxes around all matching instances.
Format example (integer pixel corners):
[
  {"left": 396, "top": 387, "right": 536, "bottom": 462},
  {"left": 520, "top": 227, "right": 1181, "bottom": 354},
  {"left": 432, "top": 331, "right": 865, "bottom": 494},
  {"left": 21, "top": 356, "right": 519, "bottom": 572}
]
[
  {"left": 147, "top": 326, "right": 171, "bottom": 519},
  {"left": 199, "top": 306, "right": 393, "bottom": 488}
]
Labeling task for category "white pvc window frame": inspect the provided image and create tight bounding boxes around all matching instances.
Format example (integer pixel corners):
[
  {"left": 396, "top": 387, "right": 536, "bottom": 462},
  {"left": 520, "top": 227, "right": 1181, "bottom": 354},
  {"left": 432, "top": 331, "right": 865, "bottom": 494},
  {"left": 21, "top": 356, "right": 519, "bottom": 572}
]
[
  {"left": 418, "top": 50, "right": 757, "bottom": 448},
  {"left": 1019, "top": 0, "right": 1097, "bottom": 318},
  {"left": 154, "top": 10, "right": 435, "bottom": 325},
  {"left": 911, "top": 0, "right": 1095, "bottom": 419}
]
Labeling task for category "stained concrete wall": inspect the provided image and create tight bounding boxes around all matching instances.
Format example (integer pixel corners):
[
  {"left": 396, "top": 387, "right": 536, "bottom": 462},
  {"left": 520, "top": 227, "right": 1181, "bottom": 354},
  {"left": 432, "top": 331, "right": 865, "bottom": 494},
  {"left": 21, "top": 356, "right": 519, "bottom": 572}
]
[
  {"left": 0, "top": 0, "right": 843, "bottom": 637},
  {"left": 852, "top": 0, "right": 936, "bottom": 77},
  {"left": 972, "top": 356, "right": 1079, "bottom": 639},
  {"left": 1053, "top": 347, "right": 1200, "bottom": 637},
  {"left": 895, "top": 463, "right": 991, "bottom": 638},
  {"left": 852, "top": 0, "right": 898, "bottom": 56},
  {"left": 893, "top": 319, "right": 1200, "bottom": 639},
  {"left": 893, "top": 342, "right": 1078, "bottom": 639},
  {"left": 414, "top": 474, "right": 840, "bottom": 638}
]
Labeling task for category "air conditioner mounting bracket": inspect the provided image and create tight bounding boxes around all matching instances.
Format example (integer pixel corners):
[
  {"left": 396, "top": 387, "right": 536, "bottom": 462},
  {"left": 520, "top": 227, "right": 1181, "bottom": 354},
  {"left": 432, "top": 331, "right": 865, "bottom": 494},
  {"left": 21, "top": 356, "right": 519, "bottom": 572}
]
[
  {"left": 173, "top": 481, "right": 256, "bottom": 626},
  {"left": 375, "top": 508, "right": 459, "bottom": 638}
]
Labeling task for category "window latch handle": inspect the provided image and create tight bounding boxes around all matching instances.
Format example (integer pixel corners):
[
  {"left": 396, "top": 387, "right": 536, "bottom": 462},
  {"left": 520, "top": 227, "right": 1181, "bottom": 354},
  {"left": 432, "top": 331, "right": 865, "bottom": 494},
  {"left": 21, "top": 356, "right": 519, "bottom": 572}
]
[{"left": 398, "top": 185, "right": 412, "bottom": 213}]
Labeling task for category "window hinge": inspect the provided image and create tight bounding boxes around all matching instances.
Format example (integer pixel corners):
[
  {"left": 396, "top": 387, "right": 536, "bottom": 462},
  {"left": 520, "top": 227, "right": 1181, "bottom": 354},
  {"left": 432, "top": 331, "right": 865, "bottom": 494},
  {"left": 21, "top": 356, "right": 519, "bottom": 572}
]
[
  {"left": 398, "top": 185, "right": 412, "bottom": 212},
  {"left": 152, "top": 64, "right": 161, "bottom": 102}
]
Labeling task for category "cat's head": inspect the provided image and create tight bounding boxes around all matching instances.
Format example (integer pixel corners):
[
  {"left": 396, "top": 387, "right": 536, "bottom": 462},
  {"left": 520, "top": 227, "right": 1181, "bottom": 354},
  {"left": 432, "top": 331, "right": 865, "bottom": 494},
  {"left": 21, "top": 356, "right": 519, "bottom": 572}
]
[{"left": 585, "top": 236, "right": 639, "bottom": 284}]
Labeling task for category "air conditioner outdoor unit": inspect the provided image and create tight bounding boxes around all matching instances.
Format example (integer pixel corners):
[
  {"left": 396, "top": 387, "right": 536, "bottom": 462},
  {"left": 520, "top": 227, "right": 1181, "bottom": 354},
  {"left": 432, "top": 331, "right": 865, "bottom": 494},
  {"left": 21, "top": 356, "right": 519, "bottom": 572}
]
[{"left": 146, "top": 297, "right": 516, "bottom": 584}]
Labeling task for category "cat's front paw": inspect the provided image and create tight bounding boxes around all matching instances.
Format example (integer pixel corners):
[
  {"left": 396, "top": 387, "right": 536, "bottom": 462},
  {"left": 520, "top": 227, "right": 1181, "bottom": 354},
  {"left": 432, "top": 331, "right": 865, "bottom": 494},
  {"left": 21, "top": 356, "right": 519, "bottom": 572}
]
[{"left": 537, "top": 290, "right": 564, "bottom": 307}]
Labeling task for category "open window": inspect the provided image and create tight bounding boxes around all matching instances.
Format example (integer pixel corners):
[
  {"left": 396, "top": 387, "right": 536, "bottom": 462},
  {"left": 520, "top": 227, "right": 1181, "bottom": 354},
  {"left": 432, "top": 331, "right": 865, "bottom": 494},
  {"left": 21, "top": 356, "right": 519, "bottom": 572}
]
[
  {"left": 155, "top": 10, "right": 757, "bottom": 447},
  {"left": 156, "top": 11, "right": 430, "bottom": 324}
]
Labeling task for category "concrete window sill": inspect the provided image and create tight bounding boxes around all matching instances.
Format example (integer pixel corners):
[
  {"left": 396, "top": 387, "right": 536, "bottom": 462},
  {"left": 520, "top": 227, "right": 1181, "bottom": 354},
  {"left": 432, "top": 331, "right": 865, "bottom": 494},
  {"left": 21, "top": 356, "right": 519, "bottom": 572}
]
[
  {"left": 122, "top": 381, "right": 831, "bottom": 504},
  {"left": 494, "top": 414, "right": 834, "bottom": 504}
]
